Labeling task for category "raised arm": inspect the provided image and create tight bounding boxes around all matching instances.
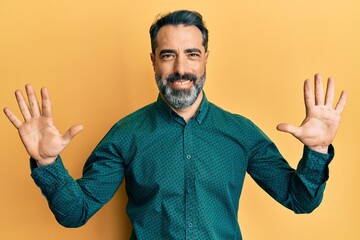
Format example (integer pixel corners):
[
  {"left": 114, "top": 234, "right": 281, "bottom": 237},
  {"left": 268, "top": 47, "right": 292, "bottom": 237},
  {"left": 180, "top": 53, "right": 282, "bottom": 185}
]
[
  {"left": 3, "top": 84, "right": 83, "bottom": 166},
  {"left": 4, "top": 85, "right": 124, "bottom": 227},
  {"left": 277, "top": 74, "right": 347, "bottom": 153}
]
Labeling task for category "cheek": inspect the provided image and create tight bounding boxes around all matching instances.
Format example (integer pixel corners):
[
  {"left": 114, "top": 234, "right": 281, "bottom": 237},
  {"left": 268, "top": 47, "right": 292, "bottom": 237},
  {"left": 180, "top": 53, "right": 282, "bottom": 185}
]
[
  {"left": 195, "top": 63, "right": 206, "bottom": 76},
  {"left": 154, "top": 62, "right": 173, "bottom": 76}
]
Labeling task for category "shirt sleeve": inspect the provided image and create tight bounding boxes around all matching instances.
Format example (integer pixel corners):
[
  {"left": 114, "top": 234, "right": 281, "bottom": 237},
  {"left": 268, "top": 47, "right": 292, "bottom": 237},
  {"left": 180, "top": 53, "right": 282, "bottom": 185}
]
[
  {"left": 246, "top": 123, "right": 334, "bottom": 214},
  {"left": 30, "top": 138, "right": 124, "bottom": 227}
]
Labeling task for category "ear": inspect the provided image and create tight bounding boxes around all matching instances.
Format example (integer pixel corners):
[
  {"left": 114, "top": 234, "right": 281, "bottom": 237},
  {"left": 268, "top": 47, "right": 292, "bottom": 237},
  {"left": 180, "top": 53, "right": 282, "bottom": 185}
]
[
  {"left": 204, "top": 51, "right": 209, "bottom": 64},
  {"left": 150, "top": 53, "right": 155, "bottom": 70}
]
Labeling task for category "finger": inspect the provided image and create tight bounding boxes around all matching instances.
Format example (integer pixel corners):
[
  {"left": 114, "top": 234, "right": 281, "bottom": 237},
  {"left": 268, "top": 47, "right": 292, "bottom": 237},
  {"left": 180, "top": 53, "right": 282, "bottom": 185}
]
[
  {"left": 314, "top": 73, "right": 325, "bottom": 105},
  {"left": 304, "top": 79, "right": 315, "bottom": 112},
  {"left": 335, "top": 90, "right": 347, "bottom": 113},
  {"left": 276, "top": 123, "right": 301, "bottom": 137},
  {"left": 25, "top": 84, "right": 41, "bottom": 117},
  {"left": 62, "top": 124, "right": 84, "bottom": 142},
  {"left": 15, "top": 89, "right": 32, "bottom": 121},
  {"left": 41, "top": 87, "right": 52, "bottom": 117},
  {"left": 3, "top": 107, "right": 23, "bottom": 129},
  {"left": 324, "top": 77, "right": 335, "bottom": 106}
]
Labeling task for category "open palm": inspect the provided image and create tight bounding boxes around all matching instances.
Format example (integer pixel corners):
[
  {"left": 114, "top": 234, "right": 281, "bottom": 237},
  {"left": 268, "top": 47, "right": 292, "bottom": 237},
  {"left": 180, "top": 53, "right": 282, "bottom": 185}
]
[
  {"left": 277, "top": 74, "right": 347, "bottom": 153},
  {"left": 3, "top": 85, "right": 83, "bottom": 166}
]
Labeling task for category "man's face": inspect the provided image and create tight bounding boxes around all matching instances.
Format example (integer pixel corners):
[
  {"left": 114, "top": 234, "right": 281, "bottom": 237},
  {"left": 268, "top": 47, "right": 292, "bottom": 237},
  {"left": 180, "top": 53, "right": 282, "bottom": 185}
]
[{"left": 151, "top": 25, "right": 209, "bottom": 109}]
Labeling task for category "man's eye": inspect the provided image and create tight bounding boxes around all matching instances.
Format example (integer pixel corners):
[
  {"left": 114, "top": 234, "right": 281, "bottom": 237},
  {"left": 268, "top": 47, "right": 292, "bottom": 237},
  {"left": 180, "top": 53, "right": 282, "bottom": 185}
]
[
  {"left": 161, "top": 54, "right": 175, "bottom": 60},
  {"left": 188, "top": 53, "right": 200, "bottom": 58}
]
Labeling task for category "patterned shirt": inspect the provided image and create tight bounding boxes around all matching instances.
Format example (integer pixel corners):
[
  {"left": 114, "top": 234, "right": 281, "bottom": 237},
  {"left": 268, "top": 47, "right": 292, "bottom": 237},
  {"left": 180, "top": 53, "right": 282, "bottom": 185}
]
[{"left": 31, "top": 93, "right": 334, "bottom": 239}]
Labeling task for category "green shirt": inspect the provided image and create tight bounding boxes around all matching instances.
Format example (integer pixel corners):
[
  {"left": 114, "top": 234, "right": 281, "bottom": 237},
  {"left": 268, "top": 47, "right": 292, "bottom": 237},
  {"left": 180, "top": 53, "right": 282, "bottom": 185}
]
[{"left": 31, "top": 93, "right": 334, "bottom": 239}]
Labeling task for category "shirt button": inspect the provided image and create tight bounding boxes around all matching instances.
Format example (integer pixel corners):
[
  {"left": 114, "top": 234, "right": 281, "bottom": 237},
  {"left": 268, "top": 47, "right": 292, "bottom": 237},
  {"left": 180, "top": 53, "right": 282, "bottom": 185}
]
[
  {"left": 187, "top": 189, "right": 192, "bottom": 194},
  {"left": 188, "top": 223, "right": 193, "bottom": 228},
  {"left": 186, "top": 155, "right": 191, "bottom": 160}
]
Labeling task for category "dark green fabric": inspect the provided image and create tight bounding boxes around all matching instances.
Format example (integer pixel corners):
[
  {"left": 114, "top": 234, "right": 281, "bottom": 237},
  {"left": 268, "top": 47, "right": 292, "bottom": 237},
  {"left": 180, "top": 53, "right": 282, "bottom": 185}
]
[{"left": 31, "top": 93, "right": 334, "bottom": 239}]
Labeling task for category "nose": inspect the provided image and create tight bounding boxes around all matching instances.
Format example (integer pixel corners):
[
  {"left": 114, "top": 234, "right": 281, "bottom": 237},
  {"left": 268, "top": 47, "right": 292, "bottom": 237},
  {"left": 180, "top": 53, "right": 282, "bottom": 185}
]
[{"left": 174, "top": 54, "right": 187, "bottom": 76}]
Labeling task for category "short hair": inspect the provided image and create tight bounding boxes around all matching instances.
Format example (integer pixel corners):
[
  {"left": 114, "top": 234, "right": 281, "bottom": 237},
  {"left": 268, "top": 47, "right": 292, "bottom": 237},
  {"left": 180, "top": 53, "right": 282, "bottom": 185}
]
[{"left": 149, "top": 10, "right": 209, "bottom": 54}]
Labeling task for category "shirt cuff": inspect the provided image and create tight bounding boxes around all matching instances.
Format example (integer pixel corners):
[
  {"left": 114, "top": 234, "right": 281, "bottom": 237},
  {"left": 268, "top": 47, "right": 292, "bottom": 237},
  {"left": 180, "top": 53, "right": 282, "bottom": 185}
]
[
  {"left": 30, "top": 156, "right": 72, "bottom": 195},
  {"left": 300, "top": 144, "right": 335, "bottom": 170}
]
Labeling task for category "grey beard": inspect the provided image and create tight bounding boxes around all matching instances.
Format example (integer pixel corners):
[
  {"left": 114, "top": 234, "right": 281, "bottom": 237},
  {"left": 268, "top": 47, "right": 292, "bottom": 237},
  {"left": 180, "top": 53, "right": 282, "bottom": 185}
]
[{"left": 155, "top": 72, "right": 206, "bottom": 109}]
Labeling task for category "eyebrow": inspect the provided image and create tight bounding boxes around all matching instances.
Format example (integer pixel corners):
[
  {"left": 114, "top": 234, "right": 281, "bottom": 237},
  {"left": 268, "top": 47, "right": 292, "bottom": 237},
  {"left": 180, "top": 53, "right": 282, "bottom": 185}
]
[
  {"left": 159, "top": 49, "right": 176, "bottom": 55},
  {"left": 159, "top": 48, "right": 202, "bottom": 55},
  {"left": 185, "top": 48, "right": 202, "bottom": 54}
]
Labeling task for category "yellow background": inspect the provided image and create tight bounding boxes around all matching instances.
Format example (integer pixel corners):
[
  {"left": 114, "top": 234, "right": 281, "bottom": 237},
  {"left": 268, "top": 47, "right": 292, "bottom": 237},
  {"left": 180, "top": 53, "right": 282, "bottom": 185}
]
[{"left": 1, "top": 1, "right": 359, "bottom": 239}]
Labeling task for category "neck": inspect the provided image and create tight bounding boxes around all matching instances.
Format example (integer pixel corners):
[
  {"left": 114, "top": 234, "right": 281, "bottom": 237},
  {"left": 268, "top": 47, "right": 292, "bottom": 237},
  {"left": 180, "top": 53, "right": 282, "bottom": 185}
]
[{"left": 161, "top": 91, "right": 203, "bottom": 123}]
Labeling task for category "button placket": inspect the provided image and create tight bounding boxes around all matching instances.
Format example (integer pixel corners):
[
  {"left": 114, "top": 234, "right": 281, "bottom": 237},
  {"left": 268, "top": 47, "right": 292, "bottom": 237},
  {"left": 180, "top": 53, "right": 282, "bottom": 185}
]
[{"left": 184, "top": 122, "right": 196, "bottom": 238}]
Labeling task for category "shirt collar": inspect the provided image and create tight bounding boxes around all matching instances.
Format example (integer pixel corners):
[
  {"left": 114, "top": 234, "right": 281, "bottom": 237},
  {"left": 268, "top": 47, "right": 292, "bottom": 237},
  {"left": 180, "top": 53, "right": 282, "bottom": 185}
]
[{"left": 155, "top": 91, "right": 209, "bottom": 125}]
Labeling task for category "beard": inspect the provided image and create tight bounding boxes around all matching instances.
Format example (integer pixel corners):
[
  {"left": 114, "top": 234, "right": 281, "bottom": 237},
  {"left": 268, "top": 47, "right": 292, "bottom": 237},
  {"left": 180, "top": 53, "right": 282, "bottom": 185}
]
[{"left": 155, "top": 71, "right": 206, "bottom": 109}]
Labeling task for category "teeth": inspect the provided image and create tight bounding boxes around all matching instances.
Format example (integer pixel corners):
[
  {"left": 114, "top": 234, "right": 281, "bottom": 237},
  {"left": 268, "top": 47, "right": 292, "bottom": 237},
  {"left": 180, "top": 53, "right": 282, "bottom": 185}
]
[{"left": 173, "top": 80, "right": 190, "bottom": 85}]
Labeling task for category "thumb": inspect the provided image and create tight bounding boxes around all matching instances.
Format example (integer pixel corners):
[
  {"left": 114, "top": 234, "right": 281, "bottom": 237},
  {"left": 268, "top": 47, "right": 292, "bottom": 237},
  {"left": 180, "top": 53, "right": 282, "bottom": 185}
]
[
  {"left": 62, "top": 124, "right": 84, "bottom": 142},
  {"left": 276, "top": 123, "right": 301, "bottom": 137}
]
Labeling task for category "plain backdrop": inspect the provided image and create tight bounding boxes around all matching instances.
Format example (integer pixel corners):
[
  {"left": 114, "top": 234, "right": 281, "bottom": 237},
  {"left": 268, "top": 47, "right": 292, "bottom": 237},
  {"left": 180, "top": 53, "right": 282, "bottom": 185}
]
[{"left": 1, "top": 1, "right": 359, "bottom": 239}]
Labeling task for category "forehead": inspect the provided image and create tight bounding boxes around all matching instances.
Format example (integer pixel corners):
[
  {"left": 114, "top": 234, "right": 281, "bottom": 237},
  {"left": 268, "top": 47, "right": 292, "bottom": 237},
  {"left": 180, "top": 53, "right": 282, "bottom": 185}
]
[{"left": 156, "top": 25, "right": 204, "bottom": 52}]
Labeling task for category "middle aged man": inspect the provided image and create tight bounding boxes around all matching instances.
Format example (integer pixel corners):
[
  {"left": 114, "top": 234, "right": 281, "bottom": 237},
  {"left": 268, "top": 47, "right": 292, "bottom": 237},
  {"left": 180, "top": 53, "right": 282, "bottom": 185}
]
[{"left": 3, "top": 10, "right": 347, "bottom": 239}]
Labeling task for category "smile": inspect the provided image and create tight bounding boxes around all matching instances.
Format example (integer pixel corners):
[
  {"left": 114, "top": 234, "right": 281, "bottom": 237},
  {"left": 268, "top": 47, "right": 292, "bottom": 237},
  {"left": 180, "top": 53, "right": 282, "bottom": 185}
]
[{"left": 171, "top": 80, "right": 192, "bottom": 85}]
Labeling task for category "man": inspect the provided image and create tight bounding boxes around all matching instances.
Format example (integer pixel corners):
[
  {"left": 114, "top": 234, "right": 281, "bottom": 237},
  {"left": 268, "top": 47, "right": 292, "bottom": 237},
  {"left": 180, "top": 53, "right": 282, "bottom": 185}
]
[{"left": 3, "top": 10, "right": 347, "bottom": 239}]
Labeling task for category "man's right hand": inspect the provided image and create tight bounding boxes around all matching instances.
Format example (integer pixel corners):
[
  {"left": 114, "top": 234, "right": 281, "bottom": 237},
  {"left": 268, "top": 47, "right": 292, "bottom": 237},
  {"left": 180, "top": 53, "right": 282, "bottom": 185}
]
[{"left": 3, "top": 85, "right": 83, "bottom": 167}]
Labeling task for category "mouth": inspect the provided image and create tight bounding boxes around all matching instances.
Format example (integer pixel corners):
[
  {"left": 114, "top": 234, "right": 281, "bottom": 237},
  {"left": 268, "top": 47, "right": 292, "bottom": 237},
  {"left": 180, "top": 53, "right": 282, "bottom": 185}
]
[
  {"left": 171, "top": 80, "right": 192, "bottom": 85},
  {"left": 169, "top": 79, "right": 193, "bottom": 89}
]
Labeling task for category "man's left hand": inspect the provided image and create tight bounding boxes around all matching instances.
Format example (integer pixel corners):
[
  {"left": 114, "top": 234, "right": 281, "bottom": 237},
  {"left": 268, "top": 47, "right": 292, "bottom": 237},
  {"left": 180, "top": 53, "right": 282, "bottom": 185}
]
[{"left": 277, "top": 73, "right": 347, "bottom": 154}]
